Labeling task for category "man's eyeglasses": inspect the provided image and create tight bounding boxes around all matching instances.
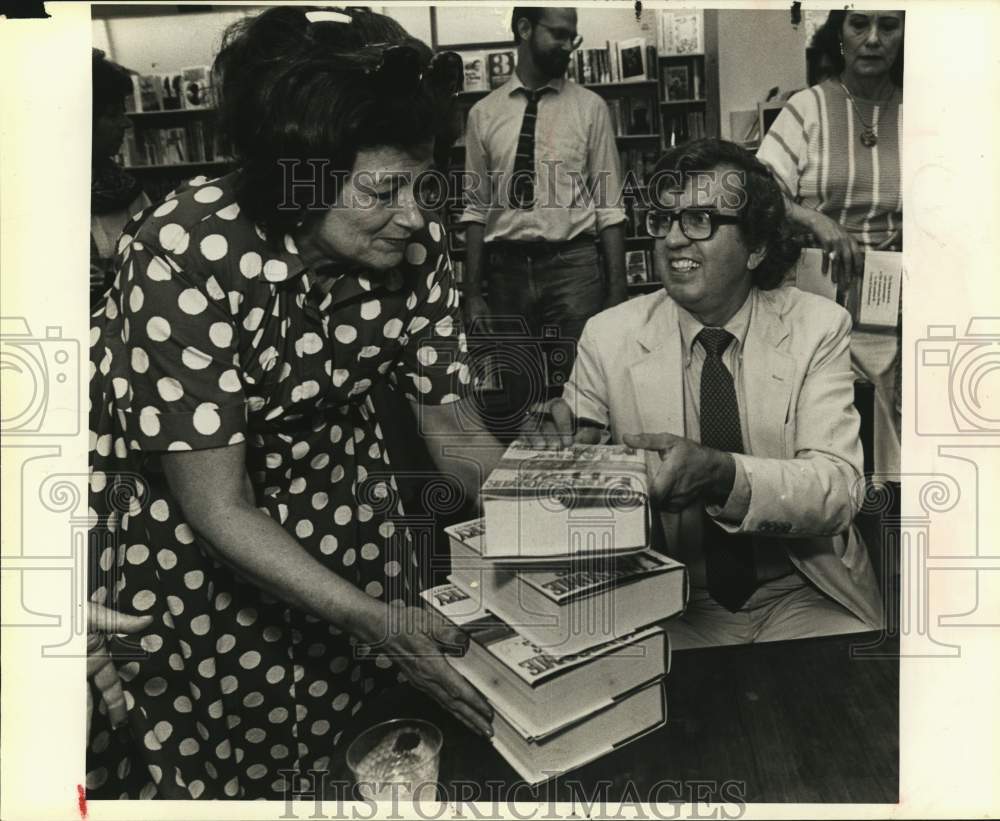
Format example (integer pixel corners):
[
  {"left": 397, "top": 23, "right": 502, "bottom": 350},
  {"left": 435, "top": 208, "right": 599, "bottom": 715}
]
[
  {"left": 535, "top": 21, "right": 584, "bottom": 50},
  {"left": 645, "top": 209, "right": 742, "bottom": 241}
]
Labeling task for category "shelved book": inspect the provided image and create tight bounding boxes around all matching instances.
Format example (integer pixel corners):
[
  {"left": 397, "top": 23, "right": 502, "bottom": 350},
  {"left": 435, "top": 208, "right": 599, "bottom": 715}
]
[
  {"left": 445, "top": 519, "right": 688, "bottom": 656},
  {"left": 462, "top": 52, "right": 488, "bottom": 92},
  {"left": 421, "top": 582, "right": 669, "bottom": 735},
  {"left": 626, "top": 250, "right": 651, "bottom": 285},
  {"left": 480, "top": 440, "right": 650, "bottom": 558}
]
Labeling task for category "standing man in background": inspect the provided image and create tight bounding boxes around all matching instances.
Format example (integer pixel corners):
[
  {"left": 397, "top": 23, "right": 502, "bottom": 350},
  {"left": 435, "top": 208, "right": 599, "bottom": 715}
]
[{"left": 460, "top": 7, "right": 627, "bottom": 423}]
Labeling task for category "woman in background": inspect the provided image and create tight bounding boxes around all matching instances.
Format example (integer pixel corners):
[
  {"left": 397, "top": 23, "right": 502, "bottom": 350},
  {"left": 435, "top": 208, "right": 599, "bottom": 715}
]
[
  {"left": 91, "top": 49, "right": 149, "bottom": 308},
  {"left": 86, "top": 7, "right": 497, "bottom": 800},
  {"left": 757, "top": 10, "right": 903, "bottom": 481}
]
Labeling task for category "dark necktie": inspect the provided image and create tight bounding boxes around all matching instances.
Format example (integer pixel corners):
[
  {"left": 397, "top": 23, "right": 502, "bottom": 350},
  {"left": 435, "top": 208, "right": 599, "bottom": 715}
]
[
  {"left": 510, "top": 88, "right": 545, "bottom": 210},
  {"left": 697, "top": 327, "right": 757, "bottom": 611}
]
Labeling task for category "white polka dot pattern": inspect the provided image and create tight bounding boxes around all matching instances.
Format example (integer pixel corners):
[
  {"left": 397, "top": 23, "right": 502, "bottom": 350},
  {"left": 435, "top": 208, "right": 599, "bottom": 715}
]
[{"left": 87, "top": 173, "right": 465, "bottom": 800}]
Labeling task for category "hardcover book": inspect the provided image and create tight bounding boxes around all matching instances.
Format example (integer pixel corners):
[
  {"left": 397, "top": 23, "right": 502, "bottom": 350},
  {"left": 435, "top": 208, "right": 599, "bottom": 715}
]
[
  {"left": 135, "top": 75, "right": 162, "bottom": 113},
  {"left": 487, "top": 50, "right": 516, "bottom": 89},
  {"left": 857, "top": 251, "right": 902, "bottom": 329},
  {"left": 480, "top": 440, "right": 650, "bottom": 558},
  {"left": 181, "top": 65, "right": 213, "bottom": 109},
  {"left": 421, "top": 582, "right": 669, "bottom": 735},
  {"left": 462, "top": 52, "right": 488, "bottom": 92},
  {"left": 491, "top": 679, "right": 666, "bottom": 785},
  {"left": 618, "top": 38, "right": 648, "bottom": 82},
  {"left": 445, "top": 519, "right": 688, "bottom": 656}
]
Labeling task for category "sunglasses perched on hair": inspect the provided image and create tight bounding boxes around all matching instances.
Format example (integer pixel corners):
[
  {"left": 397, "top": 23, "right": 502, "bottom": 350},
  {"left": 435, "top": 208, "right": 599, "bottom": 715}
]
[
  {"left": 306, "top": 11, "right": 464, "bottom": 96},
  {"left": 354, "top": 45, "right": 465, "bottom": 95},
  {"left": 645, "top": 209, "right": 741, "bottom": 241}
]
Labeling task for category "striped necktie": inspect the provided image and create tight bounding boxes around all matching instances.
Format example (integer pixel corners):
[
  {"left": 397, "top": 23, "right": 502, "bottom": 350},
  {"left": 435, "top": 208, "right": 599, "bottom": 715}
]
[
  {"left": 510, "top": 88, "right": 546, "bottom": 210},
  {"left": 697, "top": 327, "right": 758, "bottom": 612}
]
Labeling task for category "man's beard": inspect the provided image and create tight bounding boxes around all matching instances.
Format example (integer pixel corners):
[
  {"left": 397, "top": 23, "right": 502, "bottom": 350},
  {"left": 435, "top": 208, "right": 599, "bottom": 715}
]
[{"left": 537, "top": 50, "right": 570, "bottom": 79}]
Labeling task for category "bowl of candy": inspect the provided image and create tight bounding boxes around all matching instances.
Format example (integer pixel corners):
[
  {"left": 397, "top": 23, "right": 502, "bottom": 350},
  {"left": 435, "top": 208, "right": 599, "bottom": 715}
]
[{"left": 346, "top": 718, "right": 443, "bottom": 802}]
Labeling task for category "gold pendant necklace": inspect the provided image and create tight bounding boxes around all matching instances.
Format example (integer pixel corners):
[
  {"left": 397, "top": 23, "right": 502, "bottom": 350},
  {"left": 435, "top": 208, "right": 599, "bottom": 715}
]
[{"left": 839, "top": 82, "right": 880, "bottom": 148}]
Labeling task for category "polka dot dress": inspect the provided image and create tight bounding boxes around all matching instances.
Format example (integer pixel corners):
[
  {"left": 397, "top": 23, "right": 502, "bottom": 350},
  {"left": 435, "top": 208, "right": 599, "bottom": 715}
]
[{"left": 86, "top": 173, "right": 471, "bottom": 799}]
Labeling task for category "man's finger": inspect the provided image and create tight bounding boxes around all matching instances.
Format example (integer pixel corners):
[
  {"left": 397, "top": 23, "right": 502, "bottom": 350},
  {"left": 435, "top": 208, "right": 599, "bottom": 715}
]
[
  {"left": 88, "top": 602, "right": 154, "bottom": 635},
  {"left": 622, "top": 432, "right": 675, "bottom": 453},
  {"left": 548, "top": 399, "right": 576, "bottom": 448}
]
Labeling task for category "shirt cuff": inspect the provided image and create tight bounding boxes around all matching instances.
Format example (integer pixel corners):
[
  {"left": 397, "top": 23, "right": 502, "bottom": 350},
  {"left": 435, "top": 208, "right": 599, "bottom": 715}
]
[
  {"left": 458, "top": 210, "right": 487, "bottom": 225},
  {"left": 706, "top": 453, "right": 751, "bottom": 525},
  {"left": 595, "top": 209, "right": 627, "bottom": 232}
]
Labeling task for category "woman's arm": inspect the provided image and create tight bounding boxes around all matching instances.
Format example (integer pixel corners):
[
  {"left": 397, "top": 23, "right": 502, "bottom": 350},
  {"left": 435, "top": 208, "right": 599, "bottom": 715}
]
[
  {"left": 160, "top": 442, "right": 494, "bottom": 736},
  {"left": 411, "top": 399, "right": 506, "bottom": 512},
  {"left": 783, "top": 196, "right": 863, "bottom": 288}
]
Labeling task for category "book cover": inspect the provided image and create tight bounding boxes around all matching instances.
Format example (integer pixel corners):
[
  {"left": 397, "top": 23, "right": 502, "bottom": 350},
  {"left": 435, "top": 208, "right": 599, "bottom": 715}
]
[
  {"left": 626, "top": 249, "right": 650, "bottom": 284},
  {"left": 618, "top": 38, "right": 647, "bottom": 82},
  {"left": 857, "top": 251, "right": 902, "bottom": 329},
  {"left": 658, "top": 10, "right": 704, "bottom": 56},
  {"left": 462, "top": 52, "right": 488, "bottom": 92},
  {"left": 480, "top": 440, "right": 650, "bottom": 557},
  {"left": 136, "top": 75, "right": 162, "bottom": 112},
  {"left": 160, "top": 73, "right": 183, "bottom": 111},
  {"left": 181, "top": 65, "right": 212, "bottom": 109},
  {"left": 487, "top": 50, "right": 515, "bottom": 89}
]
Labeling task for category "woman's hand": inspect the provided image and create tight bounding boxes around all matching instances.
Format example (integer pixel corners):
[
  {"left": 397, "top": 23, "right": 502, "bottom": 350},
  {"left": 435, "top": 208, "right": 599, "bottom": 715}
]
[
  {"left": 87, "top": 602, "right": 154, "bottom": 737},
  {"left": 359, "top": 605, "right": 494, "bottom": 738},
  {"left": 520, "top": 398, "right": 605, "bottom": 449},
  {"left": 804, "top": 211, "right": 864, "bottom": 289}
]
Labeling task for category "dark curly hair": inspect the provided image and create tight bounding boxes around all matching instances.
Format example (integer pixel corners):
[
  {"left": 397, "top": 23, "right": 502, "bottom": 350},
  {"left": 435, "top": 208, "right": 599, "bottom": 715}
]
[
  {"left": 92, "top": 48, "right": 133, "bottom": 114},
  {"left": 213, "top": 6, "right": 443, "bottom": 245},
  {"left": 648, "top": 139, "right": 801, "bottom": 290},
  {"left": 812, "top": 10, "right": 904, "bottom": 87}
]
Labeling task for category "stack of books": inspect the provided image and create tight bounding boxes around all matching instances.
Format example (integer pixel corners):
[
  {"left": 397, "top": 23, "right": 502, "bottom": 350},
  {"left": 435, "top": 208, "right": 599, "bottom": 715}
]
[{"left": 422, "top": 441, "right": 689, "bottom": 784}]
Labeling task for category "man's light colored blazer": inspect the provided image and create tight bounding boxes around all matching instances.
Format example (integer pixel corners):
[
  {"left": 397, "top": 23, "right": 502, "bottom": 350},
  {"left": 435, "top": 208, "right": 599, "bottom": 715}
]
[{"left": 563, "top": 285, "right": 883, "bottom": 628}]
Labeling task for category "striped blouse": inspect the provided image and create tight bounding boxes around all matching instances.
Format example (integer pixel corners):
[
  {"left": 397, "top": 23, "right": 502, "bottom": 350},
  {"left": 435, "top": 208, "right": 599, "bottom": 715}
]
[{"left": 756, "top": 79, "right": 902, "bottom": 250}]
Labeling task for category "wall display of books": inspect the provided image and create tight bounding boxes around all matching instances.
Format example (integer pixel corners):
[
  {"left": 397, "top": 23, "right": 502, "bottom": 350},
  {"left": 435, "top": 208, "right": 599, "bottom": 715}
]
[
  {"left": 127, "top": 65, "right": 214, "bottom": 113},
  {"left": 567, "top": 42, "right": 656, "bottom": 86},
  {"left": 119, "top": 119, "right": 229, "bottom": 169}
]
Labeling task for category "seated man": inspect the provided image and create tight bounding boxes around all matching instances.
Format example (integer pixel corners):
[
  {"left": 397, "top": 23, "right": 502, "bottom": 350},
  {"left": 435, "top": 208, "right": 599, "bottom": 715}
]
[{"left": 537, "top": 139, "right": 883, "bottom": 649}]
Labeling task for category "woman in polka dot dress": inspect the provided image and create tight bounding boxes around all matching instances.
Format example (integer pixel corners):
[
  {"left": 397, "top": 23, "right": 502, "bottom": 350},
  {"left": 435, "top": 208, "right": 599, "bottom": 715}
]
[{"left": 86, "top": 8, "right": 500, "bottom": 799}]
